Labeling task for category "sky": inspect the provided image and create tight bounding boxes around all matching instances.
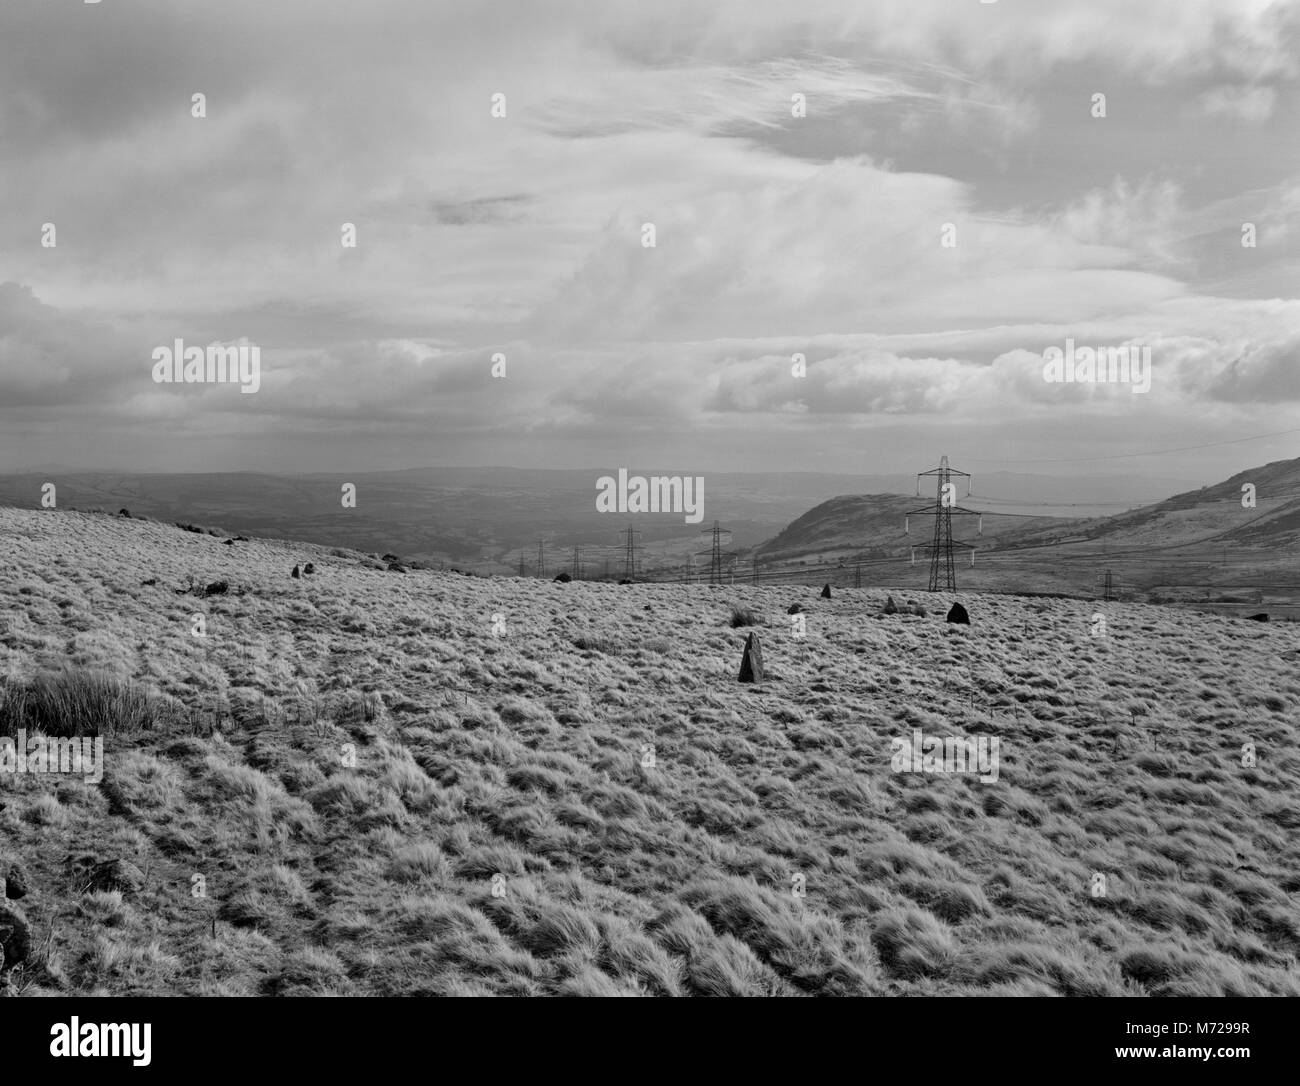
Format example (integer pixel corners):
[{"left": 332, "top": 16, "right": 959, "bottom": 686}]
[{"left": 1, "top": 0, "right": 1298, "bottom": 487}]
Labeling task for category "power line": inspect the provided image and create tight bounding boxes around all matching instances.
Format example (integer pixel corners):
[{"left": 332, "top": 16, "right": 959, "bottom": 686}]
[{"left": 967, "top": 426, "right": 1300, "bottom": 465}]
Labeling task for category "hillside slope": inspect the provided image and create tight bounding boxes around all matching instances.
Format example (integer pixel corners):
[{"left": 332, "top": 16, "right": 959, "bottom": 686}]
[
  {"left": 1, "top": 508, "right": 1298, "bottom": 996},
  {"left": 755, "top": 493, "right": 1072, "bottom": 563}
]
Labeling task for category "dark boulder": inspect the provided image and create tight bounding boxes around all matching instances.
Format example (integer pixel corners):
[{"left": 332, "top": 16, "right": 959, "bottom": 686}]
[
  {"left": 303, "top": 563, "right": 315, "bottom": 575},
  {"left": 291, "top": 565, "right": 301, "bottom": 578},
  {"left": 203, "top": 581, "right": 229, "bottom": 597},
  {"left": 820, "top": 584, "right": 832, "bottom": 599},
  {"left": 883, "top": 595, "right": 899, "bottom": 615},
  {"left": 387, "top": 562, "right": 407, "bottom": 574},
  {"left": 946, "top": 602, "right": 970, "bottom": 625},
  {"left": 1246, "top": 613, "right": 1269, "bottom": 622},
  {"left": 3, "top": 861, "right": 29, "bottom": 900},
  {"left": 619, "top": 578, "right": 634, "bottom": 585},
  {"left": 87, "top": 858, "right": 145, "bottom": 895},
  {"left": 0, "top": 903, "right": 30, "bottom": 969},
  {"left": 553, "top": 572, "right": 572, "bottom": 583}
]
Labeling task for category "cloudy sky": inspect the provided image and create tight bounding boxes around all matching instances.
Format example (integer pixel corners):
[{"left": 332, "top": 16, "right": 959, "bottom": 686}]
[{"left": 1, "top": 0, "right": 1297, "bottom": 484}]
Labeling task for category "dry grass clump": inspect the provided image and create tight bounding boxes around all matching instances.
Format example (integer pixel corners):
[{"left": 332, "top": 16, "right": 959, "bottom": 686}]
[{"left": 0, "top": 671, "right": 166, "bottom": 737}]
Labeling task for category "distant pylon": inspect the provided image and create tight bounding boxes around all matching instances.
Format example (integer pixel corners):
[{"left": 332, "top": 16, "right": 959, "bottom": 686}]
[
  {"left": 571, "top": 545, "right": 582, "bottom": 581},
  {"left": 699, "top": 521, "right": 732, "bottom": 585},
  {"left": 536, "top": 540, "right": 546, "bottom": 579},
  {"left": 619, "top": 525, "right": 642, "bottom": 580},
  {"left": 904, "top": 455, "right": 982, "bottom": 592},
  {"left": 1102, "top": 569, "right": 1116, "bottom": 601},
  {"left": 518, "top": 552, "right": 527, "bottom": 578},
  {"left": 854, "top": 561, "right": 862, "bottom": 589}
]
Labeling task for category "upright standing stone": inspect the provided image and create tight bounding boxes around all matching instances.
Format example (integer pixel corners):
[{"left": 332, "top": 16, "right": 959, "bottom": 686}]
[
  {"left": 738, "top": 632, "right": 764, "bottom": 683},
  {"left": 821, "top": 584, "right": 832, "bottom": 599},
  {"left": 946, "top": 602, "right": 970, "bottom": 625}
]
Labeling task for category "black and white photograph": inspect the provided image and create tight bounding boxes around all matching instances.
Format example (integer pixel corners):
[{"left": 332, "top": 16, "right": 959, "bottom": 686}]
[{"left": 0, "top": 0, "right": 1296, "bottom": 1067}]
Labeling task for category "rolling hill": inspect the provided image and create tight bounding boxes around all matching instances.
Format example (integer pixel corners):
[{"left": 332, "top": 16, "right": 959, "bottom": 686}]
[
  {"left": 1, "top": 507, "right": 1298, "bottom": 996},
  {"left": 748, "top": 456, "right": 1300, "bottom": 607}
]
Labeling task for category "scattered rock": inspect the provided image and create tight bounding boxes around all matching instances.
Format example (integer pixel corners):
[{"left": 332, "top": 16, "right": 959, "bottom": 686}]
[
  {"left": 118, "top": 509, "right": 131, "bottom": 519},
  {"left": 738, "top": 631, "right": 764, "bottom": 683},
  {"left": 553, "top": 572, "right": 572, "bottom": 583},
  {"left": 0, "top": 903, "right": 31, "bottom": 969},
  {"left": 787, "top": 603, "right": 804, "bottom": 614},
  {"left": 883, "top": 595, "right": 899, "bottom": 615},
  {"left": 1246, "top": 613, "right": 1269, "bottom": 622},
  {"left": 203, "top": 581, "right": 229, "bottom": 597},
  {"left": 291, "top": 565, "right": 301, "bottom": 578},
  {"left": 387, "top": 562, "right": 407, "bottom": 574},
  {"left": 643, "top": 604, "right": 652, "bottom": 611},
  {"left": 382, "top": 553, "right": 401, "bottom": 563},
  {"left": 3, "top": 862, "right": 29, "bottom": 900},
  {"left": 86, "top": 859, "right": 145, "bottom": 895},
  {"left": 140, "top": 578, "right": 158, "bottom": 587},
  {"left": 821, "top": 584, "right": 832, "bottom": 599},
  {"left": 946, "top": 602, "right": 970, "bottom": 625},
  {"left": 222, "top": 537, "right": 235, "bottom": 545},
  {"left": 619, "top": 578, "right": 634, "bottom": 585},
  {"left": 303, "top": 563, "right": 315, "bottom": 575}
]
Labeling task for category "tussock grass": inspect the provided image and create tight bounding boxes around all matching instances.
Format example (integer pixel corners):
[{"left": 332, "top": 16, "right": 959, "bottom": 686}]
[
  {"left": 0, "top": 670, "right": 164, "bottom": 737},
  {"left": 4, "top": 508, "right": 1300, "bottom": 996}
]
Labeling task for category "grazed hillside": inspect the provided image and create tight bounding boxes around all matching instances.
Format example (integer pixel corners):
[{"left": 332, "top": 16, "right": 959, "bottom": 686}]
[
  {"left": 1, "top": 508, "right": 1298, "bottom": 996},
  {"left": 754, "top": 493, "right": 1072, "bottom": 564}
]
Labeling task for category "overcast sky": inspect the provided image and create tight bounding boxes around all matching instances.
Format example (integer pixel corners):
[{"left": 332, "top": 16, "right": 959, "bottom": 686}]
[{"left": 1, "top": 0, "right": 1297, "bottom": 484}]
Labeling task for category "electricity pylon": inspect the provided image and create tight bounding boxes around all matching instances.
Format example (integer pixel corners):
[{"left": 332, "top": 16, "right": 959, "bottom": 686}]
[
  {"left": 535, "top": 540, "right": 546, "bottom": 579},
  {"left": 619, "top": 525, "right": 643, "bottom": 580},
  {"left": 698, "top": 521, "right": 733, "bottom": 585},
  {"left": 904, "top": 455, "right": 982, "bottom": 591},
  {"left": 571, "top": 545, "right": 583, "bottom": 581}
]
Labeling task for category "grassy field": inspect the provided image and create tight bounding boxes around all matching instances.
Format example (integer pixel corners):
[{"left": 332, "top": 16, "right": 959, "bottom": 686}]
[{"left": 1, "top": 507, "right": 1298, "bottom": 996}]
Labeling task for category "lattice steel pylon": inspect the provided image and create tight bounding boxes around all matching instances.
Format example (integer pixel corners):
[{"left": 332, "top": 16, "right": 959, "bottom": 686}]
[
  {"left": 904, "top": 455, "right": 983, "bottom": 592},
  {"left": 698, "top": 520, "right": 733, "bottom": 585},
  {"left": 619, "top": 525, "right": 643, "bottom": 580},
  {"left": 535, "top": 540, "right": 546, "bottom": 579},
  {"left": 571, "top": 545, "right": 583, "bottom": 581}
]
